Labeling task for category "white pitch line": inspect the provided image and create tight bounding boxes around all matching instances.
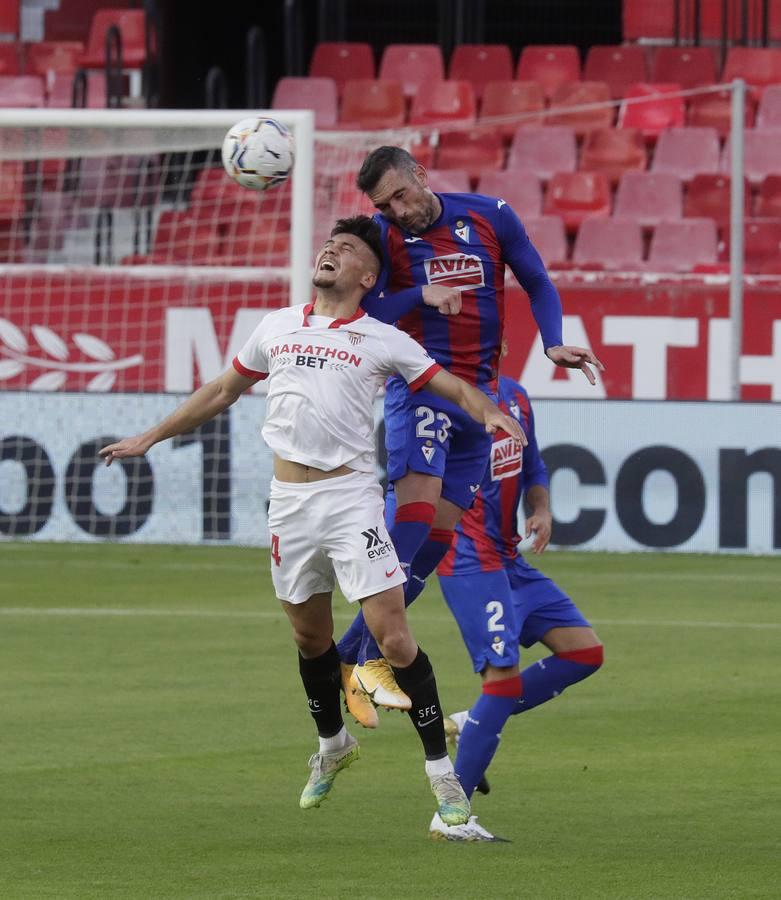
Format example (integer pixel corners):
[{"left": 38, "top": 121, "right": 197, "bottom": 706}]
[{"left": 0, "top": 607, "right": 779, "bottom": 630}]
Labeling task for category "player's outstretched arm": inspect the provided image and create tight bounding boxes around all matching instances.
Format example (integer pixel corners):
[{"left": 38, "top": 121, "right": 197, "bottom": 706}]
[
  {"left": 545, "top": 345, "right": 605, "bottom": 385},
  {"left": 99, "top": 368, "right": 257, "bottom": 466},
  {"left": 426, "top": 369, "right": 527, "bottom": 445}
]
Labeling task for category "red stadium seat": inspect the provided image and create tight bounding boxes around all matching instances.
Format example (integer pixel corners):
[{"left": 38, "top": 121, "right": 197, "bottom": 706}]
[
  {"left": 379, "top": 44, "right": 445, "bottom": 99},
  {"left": 151, "top": 212, "right": 221, "bottom": 265},
  {"left": 524, "top": 216, "right": 568, "bottom": 266},
  {"left": 426, "top": 169, "right": 471, "bottom": 193},
  {"left": 647, "top": 218, "right": 718, "bottom": 272},
  {"left": 721, "top": 129, "right": 781, "bottom": 184},
  {"left": 409, "top": 80, "right": 476, "bottom": 126},
  {"left": 479, "top": 81, "right": 545, "bottom": 139},
  {"left": 478, "top": 170, "right": 543, "bottom": 219},
  {"left": 721, "top": 219, "right": 781, "bottom": 272},
  {"left": 437, "top": 129, "right": 504, "bottom": 180},
  {"left": 272, "top": 77, "right": 338, "bottom": 129},
  {"left": 47, "top": 70, "right": 106, "bottom": 108},
  {"left": 651, "top": 47, "right": 717, "bottom": 89},
  {"left": 340, "top": 80, "right": 405, "bottom": 129},
  {"left": 687, "top": 88, "right": 757, "bottom": 138},
  {"left": 507, "top": 126, "right": 577, "bottom": 181},
  {"left": 0, "top": 43, "right": 21, "bottom": 75},
  {"left": 573, "top": 217, "right": 643, "bottom": 269},
  {"left": 0, "top": 2, "right": 19, "bottom": 37},
  {"left": 544, "top": 171, "right": 611, "bottom": 231},
  {"left": 584, "top": 45, "right": 648, "bottom": 100},
  {"left": 0, "top": 75, "right": 45, "bottom": 107},
  {"left": 547, "top": 81, "right": 614, "bottom": 135},
  {"left": 449, "top": 44, "right": 513, "bottom": 101},
  {"left": 309, "top": 42, "right": 374, "bottom": 96},
  {"left": 220, "top": 220, "right": 290, "bottom": 266},
  {"left": 755, "top": 175, "right": 781, "bottom": 218},
  {"left": 25, "top": 41, "right": 84, "bottom": 82},
  {"left": 756, "top": 85, "right": 781, "bottom": 130},
  {"left": 722, "top": 48, "right": 781, "bottom": 99},
  {"left": 619, "top": 83, "right": 685, "bottom": 141},
  {"left": 614, "top": 171, "right": 683, "bottom": 227},
  {"left": 79, "top": 9, "right": 147, "bottom": 69},
  {"left": 684, "top": 174, "right": 750, "bottom": 231},
  {"left": 623, "top": 0, "right": 674, "bottom": 40},
  {"left": 327, "top": 171, "right": 376, "bottom": 220},
  {"left": 0, "top": 162, "right": 24, "bottom": 222},
  {"left": 651, "top": 127, "right": 720, "bottom": 182},
  {"left": 580, "top": 128, "right": 647, "bottom": 184},
  {"left": 516, "top": 45, "right": 581, "bottom": 101}
]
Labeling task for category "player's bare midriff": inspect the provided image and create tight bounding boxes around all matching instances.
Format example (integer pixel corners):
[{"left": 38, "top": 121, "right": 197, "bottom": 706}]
[{"left": 273, "top": 456, "right": 355, "bottom": 483}]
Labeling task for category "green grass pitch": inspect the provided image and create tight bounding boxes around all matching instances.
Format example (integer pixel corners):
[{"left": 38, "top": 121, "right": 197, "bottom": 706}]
[{"left": 1, "top": 543, "right": 779, "bottom": 899}]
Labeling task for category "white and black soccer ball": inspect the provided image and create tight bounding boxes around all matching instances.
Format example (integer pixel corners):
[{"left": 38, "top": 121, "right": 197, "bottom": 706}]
[{"left": 221, "top": 116, "right": 295, "bottom": 191}]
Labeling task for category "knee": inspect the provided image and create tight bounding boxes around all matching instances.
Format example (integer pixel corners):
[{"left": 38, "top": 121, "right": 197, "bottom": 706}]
[
  {"left": 291, "top": 626, "right": 331, "bottom": 658},
  {"left": 375, "top": 626, "right": 413, "bottom": 666}
]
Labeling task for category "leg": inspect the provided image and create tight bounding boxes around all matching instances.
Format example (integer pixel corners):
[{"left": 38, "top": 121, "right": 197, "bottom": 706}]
[
  {"left": 281, "top": 592, "right": 360, "bottom": 809},
  {"left": 359, "top": 584, "right": 470, "bottom": 826}
]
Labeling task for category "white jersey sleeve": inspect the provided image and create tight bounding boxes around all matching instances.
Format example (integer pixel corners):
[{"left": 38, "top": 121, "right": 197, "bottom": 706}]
[
  {"left": 233, "top": 318, "right": 270, "bottom": 380},
  {"left": 381, "top": 326, "right": 441, "bottom": 391}
]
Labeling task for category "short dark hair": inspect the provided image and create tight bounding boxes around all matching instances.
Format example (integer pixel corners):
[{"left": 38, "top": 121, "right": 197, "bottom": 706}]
[
  {"left": 356, "top": 146, "right": 418, "bottom": 193},
  {"left": 330, "top": 215, "right": 383, "bottom": 270}
]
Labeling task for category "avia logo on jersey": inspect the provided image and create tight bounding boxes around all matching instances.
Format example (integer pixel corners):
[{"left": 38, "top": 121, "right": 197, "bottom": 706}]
[
  {"left": 361, "top": 526, "right": 395, "bottom": 560},
  {"left": 490, "top": 436, "right": 523, "bottom": 481},
  {"left": 423, "top": 253, "right": 485, "bottom": 291}
]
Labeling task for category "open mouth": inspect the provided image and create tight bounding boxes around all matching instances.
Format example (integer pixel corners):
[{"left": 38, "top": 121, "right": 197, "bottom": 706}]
[{"left": 319, "top": 258, "right": 337, "bottom": 272}]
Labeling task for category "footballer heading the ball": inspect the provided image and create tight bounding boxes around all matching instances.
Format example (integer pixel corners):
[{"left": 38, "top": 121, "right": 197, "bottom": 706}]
[{"left": 222, "top": 116, "right": 295, "bottom": 191}]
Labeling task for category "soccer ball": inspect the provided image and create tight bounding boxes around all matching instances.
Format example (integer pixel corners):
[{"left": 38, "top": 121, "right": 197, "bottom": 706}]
[{"left": 221, "top": 116, "right": 295, "bottom": 191}]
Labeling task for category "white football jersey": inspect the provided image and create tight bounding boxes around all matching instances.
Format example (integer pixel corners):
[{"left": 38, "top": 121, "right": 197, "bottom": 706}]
[{"left": 233, "top": 303, "right": 441, "bottom": 472}]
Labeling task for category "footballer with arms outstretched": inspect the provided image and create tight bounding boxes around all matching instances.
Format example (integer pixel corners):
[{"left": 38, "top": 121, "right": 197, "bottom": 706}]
[
  {"left": 337, "top": 146, "right": 604, "bottom": 716},
  {"left": 99, "top": 216, "right": 525, "bottom": 829}
]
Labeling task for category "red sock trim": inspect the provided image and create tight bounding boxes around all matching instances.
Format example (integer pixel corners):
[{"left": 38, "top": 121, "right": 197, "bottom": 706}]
[
  {"left": 557, "top": 645, "right": 604, "bottom": 667},
  {"left": 394, "top": 501, "right": 436, "bottom": 525},
  {"left": 428, "top": 528, "right": 455, "bottom": 545},
  {"left": 482, "top": 674, "right": 523, "bottom": 698}
]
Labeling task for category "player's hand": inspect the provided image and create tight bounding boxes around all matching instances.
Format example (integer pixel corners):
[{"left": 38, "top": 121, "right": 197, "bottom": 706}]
[
  {"left": 524, "top": 510, "right": 552, "bottom": 554},
  {"left": 422, "top": 285, "right": 462, "bottom": 316},
  {"left": 545, "top": 345, "right": 605, "bottom": 385},
  {"left": 99, "top": 435, "right": 153, "bottom": 466},
  {"left": 485, "top": 410, "right": 527, "bottom": 446}
]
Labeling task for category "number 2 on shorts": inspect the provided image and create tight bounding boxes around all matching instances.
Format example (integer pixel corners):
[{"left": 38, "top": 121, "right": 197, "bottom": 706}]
[{"left": 415, "top": 406, "right": 452, "bottom": 443}]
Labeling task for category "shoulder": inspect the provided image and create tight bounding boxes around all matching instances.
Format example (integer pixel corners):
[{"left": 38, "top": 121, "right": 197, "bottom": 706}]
[{"left": 448, "top": 192, "right": 509, "bottom": 218}]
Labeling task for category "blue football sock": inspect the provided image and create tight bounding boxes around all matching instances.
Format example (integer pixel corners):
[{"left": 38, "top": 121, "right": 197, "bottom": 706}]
[
  {"left": 454, "top": 676, "right": 522, "bottom": 799},
  {"left": 513, "top": 646, "right": 604, "bottom": 715}
]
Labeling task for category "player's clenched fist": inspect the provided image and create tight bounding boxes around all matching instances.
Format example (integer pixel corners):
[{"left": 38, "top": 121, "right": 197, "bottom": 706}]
[{"left": 422, "top": 285, "right": 462, "bottom": 316}]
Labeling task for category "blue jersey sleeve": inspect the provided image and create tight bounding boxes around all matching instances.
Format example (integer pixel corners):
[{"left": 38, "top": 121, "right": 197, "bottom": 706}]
[
  {"left": 519, "top": 399, "right": 549, "bottom": 494},
  {"left": 495, "top": 202, "right": 563, "bottom": 351},
  {"left": 358, "top": 212, "right": 424, "bottom": 324}
]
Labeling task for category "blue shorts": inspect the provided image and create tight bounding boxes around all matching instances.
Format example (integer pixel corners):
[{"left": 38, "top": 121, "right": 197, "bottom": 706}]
[
  {"left": 384, "top": 377, "right": 493, "bottom": 511},
  {"left": 438, "top": 566, "right": 591, "bottom": 674}
]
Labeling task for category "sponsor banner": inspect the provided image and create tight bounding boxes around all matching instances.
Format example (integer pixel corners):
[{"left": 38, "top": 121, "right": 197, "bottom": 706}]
[
  {"left": 1, "top": 393, "right": 778, "bottom": 554},
  {"left": 2, "top": 272, "right": 780, "bottom": 400}
]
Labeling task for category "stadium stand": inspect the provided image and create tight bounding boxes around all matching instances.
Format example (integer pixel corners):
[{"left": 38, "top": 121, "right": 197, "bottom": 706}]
[
  {"left": 722, "top": 48, "right": 781, "bottom": 99},
  {"left": 516, "top": 45, "right": 581, "bottom": 101},
  {"left": 524, "top": 216, "right": 568, "bottom": 267},
  {"left": 507, "top": 126, "right": 577, "bottom": 181},
  {"left": 687, "top": 88, "right": 757, "bottom": 137},
  {"left": 572, "top": 217, "right": 644, "bottom": 269},
  {"left": 580, "top": 128, "right": 647, "bottom": 184},
  {"left": 684, "top": 174, "right": 751, "bottom": 232},
  {"left": 25, "top": 41, "right": 84, "bottom": 84},
  {"left": 0, "top": 74, "right": 45, "bottom": 106},
  {"left": 339, "top": 79, "right": 406, "bottom": 129},
  {"left": 272, "top": 77, "right": 338, "bottom": 129},
  {"left": 378, "top": 44, "right": 445, "bottom": 99},
  {"left": 478, "top": 170, "right": 543, "bottom": 219},
  {"left": 614, "top": 171, "right": 683, "bottom": 227},
  {"left": 309, "top": 42, "right": 375, "bottom": 96},
  {"left": 756, "top": 85, "right": 781, "bottom": 129},
  {"left": 544, "top": 171, "right": 611, "bottom": 231},
  {"left": 425, "top": 169, "right": 471, "bottom": 192},
  {"left": 619, "top": 83, "right": 686, "bottom": 141},
  {"left": 651, "top": 47, "right": 717, "bottom": 89},
  {"left": 651, "top": 127, "right": 721, "bottom": 182},
  {"left": 547, "top": 81, "right": 614, "bottom": 135},
  {"left": 479, "top": 81, "right": 545, "bottom": 137},
  {"left": 722, "top": 129, "right": 781, "bottom": 184},
  {"left": 583, "top": 45, "right": 648, "bottom": 99},
  {"left": 755, "top": 175, "right": 781, "bottom": 218},
  {"left": 0, "top": 42, "right": 22, "bottom": 74},
  {"left": 448, "top": 44, "right": 513, "bottom": 101},
  {"left": 647, "top": 218, "right": 718, "bottom": 272},
  {"left": 408, "top": 80, "right": 476, "bottom": 126},
  {"left": 436, "top": 129, "right": 504, "bottom": 181},
  {"left": 78, "top": 8, "right": 148, "bottom": 100},
  {"left": 722, "top": 219, "right": 781, "bottom": 272}
]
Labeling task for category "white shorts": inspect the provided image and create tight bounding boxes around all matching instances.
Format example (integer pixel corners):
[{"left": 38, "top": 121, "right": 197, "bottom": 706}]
[{"left": 267, "top": 470, "right": 407, "bottom": 604}]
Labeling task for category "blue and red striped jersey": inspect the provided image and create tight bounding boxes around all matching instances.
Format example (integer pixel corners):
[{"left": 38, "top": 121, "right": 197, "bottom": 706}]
[
  {"left": 360, "top": 193, "right": 563, "bottom": 388},
  {"left": 438, "top": 376, "right": 549, "bottom": 576}
]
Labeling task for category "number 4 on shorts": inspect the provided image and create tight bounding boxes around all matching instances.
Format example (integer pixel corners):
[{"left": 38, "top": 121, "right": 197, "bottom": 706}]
[{"left": 271, "top": 533, "right": 282, "bottom": 566}]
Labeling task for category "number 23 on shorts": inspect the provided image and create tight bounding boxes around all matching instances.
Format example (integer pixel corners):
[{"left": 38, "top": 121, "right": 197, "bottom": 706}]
[{"left": 415, "top": 405, "right": 452, "bottom": 443}]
